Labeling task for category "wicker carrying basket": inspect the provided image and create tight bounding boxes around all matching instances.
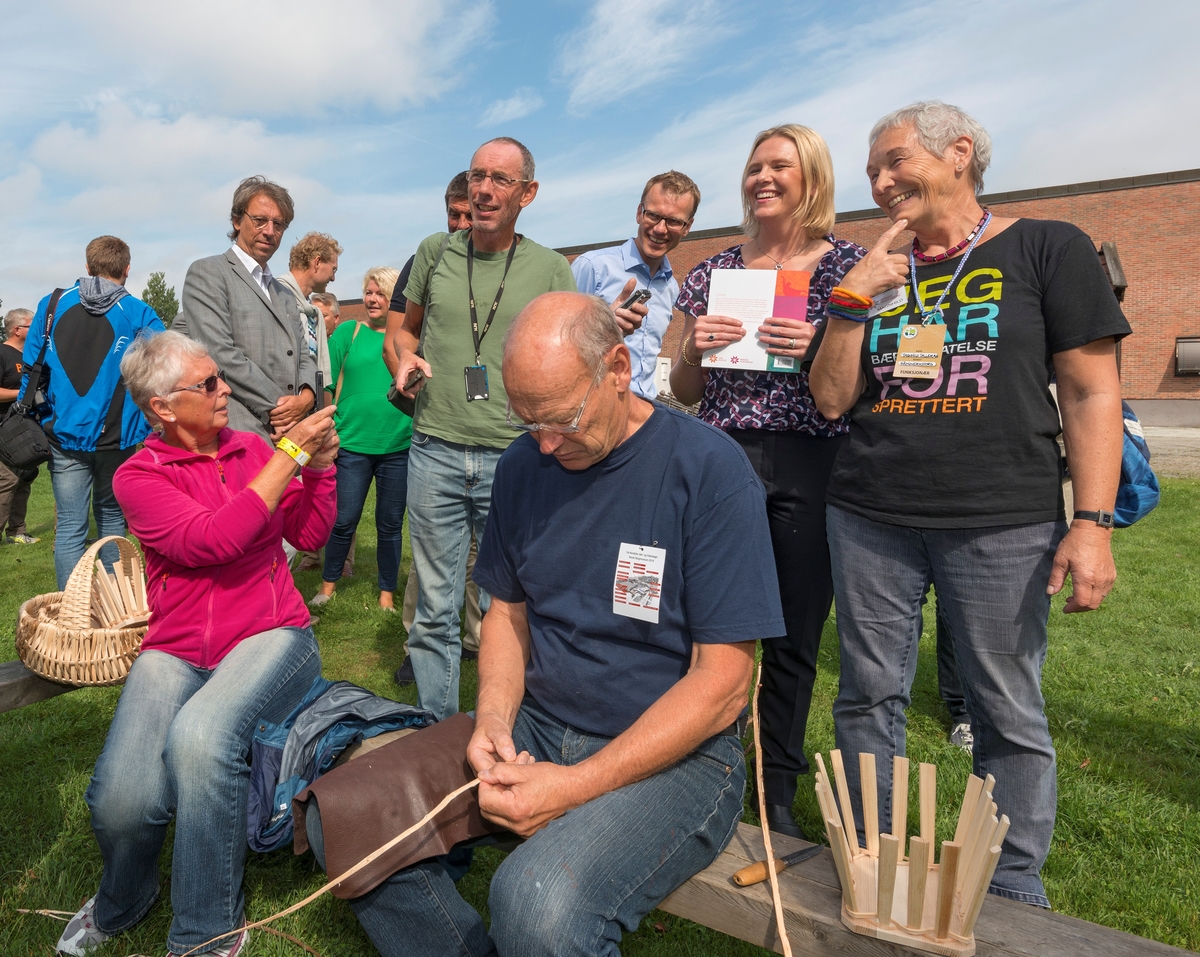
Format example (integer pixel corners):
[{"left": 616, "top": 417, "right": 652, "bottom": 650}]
[{"left": 16, "top": 535, "right": 149, "bottom": 687}]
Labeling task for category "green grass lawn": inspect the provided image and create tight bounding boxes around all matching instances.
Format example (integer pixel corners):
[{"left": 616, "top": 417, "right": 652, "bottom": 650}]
[{"left": 1, "top": 476, "right": 1197, "bottom": 955}]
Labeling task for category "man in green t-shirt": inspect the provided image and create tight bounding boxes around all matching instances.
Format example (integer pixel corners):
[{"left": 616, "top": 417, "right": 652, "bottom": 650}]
[{"left": 385, "top": 137, "right": 576, "bottom": 720}]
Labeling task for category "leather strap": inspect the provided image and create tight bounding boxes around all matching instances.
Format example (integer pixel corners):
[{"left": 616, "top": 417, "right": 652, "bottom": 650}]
[{"left": 15, "top": 287, "right": 64, "bottom": 412}]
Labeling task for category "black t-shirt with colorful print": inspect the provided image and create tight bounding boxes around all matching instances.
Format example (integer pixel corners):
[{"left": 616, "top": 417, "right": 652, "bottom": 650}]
[{"left": 824, "top": 218, "right": 1131, "bottom": 528}]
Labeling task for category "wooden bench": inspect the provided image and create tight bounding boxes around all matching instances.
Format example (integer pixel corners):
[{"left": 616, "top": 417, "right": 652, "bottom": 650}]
[
  {"left": 659, "top": 823, "right": 1189, "bottom": 956},
  {"left": 0, "top": 659, "right": 77, "bottom": 714}
]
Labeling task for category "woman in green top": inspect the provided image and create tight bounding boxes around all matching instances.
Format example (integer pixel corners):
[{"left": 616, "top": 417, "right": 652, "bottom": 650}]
[{"left": 311, "top": 267, "right": 412, "bottom": 610}]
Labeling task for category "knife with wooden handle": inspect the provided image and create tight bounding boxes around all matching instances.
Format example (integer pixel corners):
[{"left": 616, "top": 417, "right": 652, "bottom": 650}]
[{"left": 732, "top": 844, "right": 823, "bottom": 887}]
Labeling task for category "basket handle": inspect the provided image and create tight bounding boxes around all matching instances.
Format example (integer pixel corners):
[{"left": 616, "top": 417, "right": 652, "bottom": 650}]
[{"left": 59, "top": 536, "right": 146, "bottom": 631}]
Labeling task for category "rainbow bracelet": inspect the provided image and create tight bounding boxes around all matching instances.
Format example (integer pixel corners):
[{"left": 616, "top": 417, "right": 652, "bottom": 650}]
[{"left": 827, "top": 286, "right": 873, "bottom": 323}]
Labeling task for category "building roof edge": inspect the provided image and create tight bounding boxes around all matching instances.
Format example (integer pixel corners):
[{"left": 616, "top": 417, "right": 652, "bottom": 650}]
[{"left": 556, "top": 168, "right": 1200, "bottom": 251}]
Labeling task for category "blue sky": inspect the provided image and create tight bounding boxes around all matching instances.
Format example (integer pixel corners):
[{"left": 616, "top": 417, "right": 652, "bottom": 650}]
[{"left": 2, "top": 0, "right": 1198, "bottom": 310}]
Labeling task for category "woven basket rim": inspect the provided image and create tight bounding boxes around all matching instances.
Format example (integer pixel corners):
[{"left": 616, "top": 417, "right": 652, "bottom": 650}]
[{"left": 16, "top": 539, "right": 147, "bottom": 687}]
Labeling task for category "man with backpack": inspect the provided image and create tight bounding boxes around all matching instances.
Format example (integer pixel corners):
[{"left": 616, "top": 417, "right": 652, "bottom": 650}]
[{"left": 20, "top": 236, "right": 163, "bottom": 587}]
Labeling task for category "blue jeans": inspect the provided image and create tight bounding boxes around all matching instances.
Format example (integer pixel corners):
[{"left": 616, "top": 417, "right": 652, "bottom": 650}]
[
  {"left": 49, "top": 445, "right": 137, "bottom": 589},
  {"left": 934, "top": 597, "right": 971, "bottom": 726},
  {"left": 827, "top": 505, "right": 1065, "bottom": 907},
  {"left": 305, "top": 699, "right": 746, "bottom": 957},
  {"left": 86, "top": 628, "right": 321, "bottom": 953},
  {"left": 322, "top": 448, "right": 409, "bottom": 592},
  {"left": 406, "top": 431, "right": 503, "bottom": 719}
]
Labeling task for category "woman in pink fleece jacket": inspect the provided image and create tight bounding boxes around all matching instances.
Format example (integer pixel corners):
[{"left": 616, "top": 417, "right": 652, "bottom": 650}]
[{"left": 57, "top": 331, "right": 338, "bottom": 957}]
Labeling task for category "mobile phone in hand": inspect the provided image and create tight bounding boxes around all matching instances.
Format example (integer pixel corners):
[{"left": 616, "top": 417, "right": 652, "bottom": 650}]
[{"left": 618, "top": 288, "right": 652, "bottom": 310}]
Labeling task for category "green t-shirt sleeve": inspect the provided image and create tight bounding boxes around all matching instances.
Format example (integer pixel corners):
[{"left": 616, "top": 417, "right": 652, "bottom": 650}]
[
  {"left": 327, "top": 321, "right": 354, "bottom": 391},
  {"left": 404, "top": 232, "right": 449, "bottom": 308},
  {"left": 550, "top": 253, "right": 578, "bottom": 293}
]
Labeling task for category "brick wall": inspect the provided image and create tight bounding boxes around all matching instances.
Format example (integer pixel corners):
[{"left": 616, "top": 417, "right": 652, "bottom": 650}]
[{"left": 564, "top": 177, "right": 1200, "bottom": 404}]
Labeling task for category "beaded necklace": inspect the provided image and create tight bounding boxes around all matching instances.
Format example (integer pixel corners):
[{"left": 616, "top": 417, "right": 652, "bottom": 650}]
[
  {"left": 908, "top": 211, "right": 992, "bottom": 326},
  {"left": 911, "top": 208, "right": 990, "bottom": 263}
]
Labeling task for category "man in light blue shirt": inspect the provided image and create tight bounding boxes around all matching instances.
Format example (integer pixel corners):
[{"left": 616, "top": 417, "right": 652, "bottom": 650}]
[{"left": 571, "top": 171, "right": 699, "bottom": 398}]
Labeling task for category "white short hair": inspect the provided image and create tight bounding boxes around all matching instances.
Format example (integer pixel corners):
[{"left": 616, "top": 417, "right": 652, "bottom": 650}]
[
  {"left": 120, "top": 330, "right": 210, "bottom": 428},
  {"left": 3, "top": 308, "right": 33, "bottom": 338},
  {"left": 869, "top": 101, "right": 992, "bottom": 194},
  {"left": 310, "top": 292, "right": 339, "bottom": 315}
]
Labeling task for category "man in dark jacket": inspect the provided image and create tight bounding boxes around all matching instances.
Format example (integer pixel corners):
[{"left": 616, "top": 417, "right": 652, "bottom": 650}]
[{"left": 20, "top": 236, "right": 163, "bottom": 587}]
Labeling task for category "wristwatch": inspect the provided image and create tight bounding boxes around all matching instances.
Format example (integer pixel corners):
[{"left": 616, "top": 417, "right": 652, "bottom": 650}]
[
  {"left": 1073, "top": 509, "right": 1115, "bottom": 529},
  {"left": 276, "top": 436, "right": 312, "bottom": 467}
]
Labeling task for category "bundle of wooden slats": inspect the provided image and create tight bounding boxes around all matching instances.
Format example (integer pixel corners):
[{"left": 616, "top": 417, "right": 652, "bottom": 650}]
[
  {"left": 15, "top": 535, "right": 149, "bottom": 687},
  {"left": 814, "top": 750, "right": 1009, "bottom": 957}
]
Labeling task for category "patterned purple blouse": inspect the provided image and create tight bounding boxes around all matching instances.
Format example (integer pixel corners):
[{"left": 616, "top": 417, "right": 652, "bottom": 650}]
[{"left": 674, "top": 237, "right": 865, "bottom": 435}]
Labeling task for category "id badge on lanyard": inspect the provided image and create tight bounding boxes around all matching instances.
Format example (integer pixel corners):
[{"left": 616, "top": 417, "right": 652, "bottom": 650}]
[
  {"left": 895, "top": 324, "right": 946, "bottom": 379},
  {"left": 465, "top": 365, "right": 489, "bottom": 401},
  {"left": 901, "top": 211, "right": 993, "bottom": 380},
  {"left": 465, "top": 235, "right": 518, "bottom": 402}
]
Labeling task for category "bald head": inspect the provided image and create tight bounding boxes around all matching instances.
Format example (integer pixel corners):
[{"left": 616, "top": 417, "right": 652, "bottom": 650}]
[
  {"left": 505, "top": 292, "right": 622, "bottom": 383},
  {"left": 503, "top": 292, "right": 641, "bottom": 469}
]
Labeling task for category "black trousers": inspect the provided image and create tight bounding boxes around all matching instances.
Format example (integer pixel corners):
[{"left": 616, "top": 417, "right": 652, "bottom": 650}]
[{"left": 729, "top": 429, "right": 846, "bottom": 808}]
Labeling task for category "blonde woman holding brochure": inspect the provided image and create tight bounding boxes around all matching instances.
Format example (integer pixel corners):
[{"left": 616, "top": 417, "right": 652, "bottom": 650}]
[{"left": 668, "top": 125, "right": 865, "bottom": 842}]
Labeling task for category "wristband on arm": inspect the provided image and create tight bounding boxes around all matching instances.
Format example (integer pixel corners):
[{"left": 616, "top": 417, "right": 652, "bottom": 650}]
[{"left": 276, "top": 436, "right": 312, "bottom": 467}]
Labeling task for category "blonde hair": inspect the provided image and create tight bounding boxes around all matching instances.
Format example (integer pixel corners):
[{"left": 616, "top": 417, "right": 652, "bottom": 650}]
[
  {"left": 289, "top": 232, "right": 343, "bottom": 271},
  {"left": 740, "top": 125, "right": 836, "bottom": 240},
  {"left": 363, "top": 267, "right": 401, "bottom": 302}
]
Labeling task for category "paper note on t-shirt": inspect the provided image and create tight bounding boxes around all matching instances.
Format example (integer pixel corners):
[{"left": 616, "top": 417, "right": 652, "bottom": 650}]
[
  {"left": 703, "top": 269, "right": 810, "bottom": 373},
  {"left": 613, "top": 542, "right": 666, "bottom": 624}
]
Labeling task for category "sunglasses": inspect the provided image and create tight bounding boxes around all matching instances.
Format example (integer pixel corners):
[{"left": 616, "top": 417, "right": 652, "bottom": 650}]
[{"left": 167, "top": 370, "right": 226, "bottom": 396}]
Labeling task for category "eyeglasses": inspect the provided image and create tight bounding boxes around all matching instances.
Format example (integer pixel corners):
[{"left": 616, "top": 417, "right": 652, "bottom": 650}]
[
  {"left": 167, "top": 370, "right": 226, "bottom": 396},
  {"left": 245, "top": 214, "right": 289, "bottom": 233},
  {"left": 506, "top": 362, "right": 607, "bottom": 434},
  {"left": 639, "top": 206, "right": 691, "bottom": 231},
  {"left": 467, "top": 169, "right": 530, "bottom": 191}
]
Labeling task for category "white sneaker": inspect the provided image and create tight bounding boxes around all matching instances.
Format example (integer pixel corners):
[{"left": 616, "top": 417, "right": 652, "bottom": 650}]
[
  {"left": 56, "top": 895, "right": 109, "bottom": 955},
  {"left": 168, "top": 927, "right": 249, "bottom": 957},
  {"left": 950, "top": 722, "right": 974, "bottom": 754}
]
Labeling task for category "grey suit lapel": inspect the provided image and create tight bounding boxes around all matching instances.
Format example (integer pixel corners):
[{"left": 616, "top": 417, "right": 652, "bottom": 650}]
[{"left": 224, "top": 249, "right": 292, "bottom": 328}]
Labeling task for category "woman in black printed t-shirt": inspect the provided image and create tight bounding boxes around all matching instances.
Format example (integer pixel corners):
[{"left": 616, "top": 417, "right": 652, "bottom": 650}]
[{"left": 809, "top": 101, "right": 1129, "bottom": 909}]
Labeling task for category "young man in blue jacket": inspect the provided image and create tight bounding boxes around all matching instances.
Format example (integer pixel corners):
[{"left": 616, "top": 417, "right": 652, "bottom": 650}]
[{"left": 21, "top": 236, "right": 164, "bottom": 587}]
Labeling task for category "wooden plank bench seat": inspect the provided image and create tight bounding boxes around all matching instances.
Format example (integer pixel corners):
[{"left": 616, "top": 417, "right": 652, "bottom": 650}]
[
  {"left": 0, "top": 659, "right": 77, "bottom": 714},
  {"left": 659, "top": 823, "right": 1190, "bottom": 956}
]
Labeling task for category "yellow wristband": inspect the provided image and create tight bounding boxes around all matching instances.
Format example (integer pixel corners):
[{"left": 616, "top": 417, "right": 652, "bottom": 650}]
[{"left": 276, "top": 436, "right": 312, "bottom": 467}]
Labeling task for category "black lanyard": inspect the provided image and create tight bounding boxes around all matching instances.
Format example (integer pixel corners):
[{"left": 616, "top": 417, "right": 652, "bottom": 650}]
[{"left": 466, "top": 235, "right": 518, "bottom": 364}]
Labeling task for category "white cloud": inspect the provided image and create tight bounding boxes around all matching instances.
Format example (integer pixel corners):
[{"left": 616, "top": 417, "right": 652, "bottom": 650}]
[
  {"left": 478, "top": 89, "right": 545, "bottom": 127},
  {"left": 523, "top": 0, "right": 1200, "bottom": 248},
  {"left": 41, "top": 0, "right": 493, "bottom": 117},
  {"left": 558, "top": 0, "right": 727, "bottom": 114},
  {"left": 0, "top": 99, "right": 331, "bottom": 306}
]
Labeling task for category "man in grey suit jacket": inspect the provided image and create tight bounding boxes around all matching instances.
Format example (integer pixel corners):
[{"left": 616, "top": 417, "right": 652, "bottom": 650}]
[{"left": 175, "top": 176, "right": 317, "bottom": 440}]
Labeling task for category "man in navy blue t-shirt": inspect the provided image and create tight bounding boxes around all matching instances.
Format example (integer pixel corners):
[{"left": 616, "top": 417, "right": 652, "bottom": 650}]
[{"left": 334, "top": 291, "right": 785, "bottom": 957}]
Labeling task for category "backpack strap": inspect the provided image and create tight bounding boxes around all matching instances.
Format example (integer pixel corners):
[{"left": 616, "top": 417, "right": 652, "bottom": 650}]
[{"left": 15, "top": 288, "right": 64, "bottom": 412}]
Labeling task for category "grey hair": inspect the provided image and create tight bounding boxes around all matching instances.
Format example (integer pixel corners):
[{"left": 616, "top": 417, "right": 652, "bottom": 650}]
[
  {"left": 3, "top": 308, "right": 33, "bottom": 338},
  {"left": 120, "top": 330, "right": 210, "bottom": 428},
  {"left": 503, "top": 294, "right": 622, "bottom": 374},
  {"left": 478, "top": 136, "right": 535, "bottom": 181},
  {"left": 564, "top": 296, "right": 623, "bottom": 372},
  {"left": 310, "top": 292, "right": 339, "bottom": 315},
  {"left": 869, "top": 101, "right": 992, "bottom": 194}
]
